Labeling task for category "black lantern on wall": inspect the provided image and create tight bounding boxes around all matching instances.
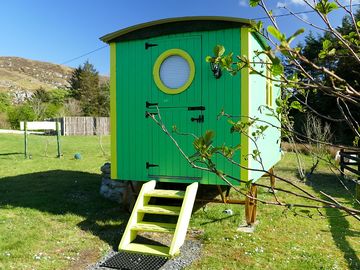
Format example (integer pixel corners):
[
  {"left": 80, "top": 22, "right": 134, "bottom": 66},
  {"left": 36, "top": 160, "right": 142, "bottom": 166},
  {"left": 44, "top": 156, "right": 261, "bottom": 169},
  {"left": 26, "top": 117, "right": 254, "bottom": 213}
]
[{"left": 210, "top": 62, "right": 222, "bottom": 79}]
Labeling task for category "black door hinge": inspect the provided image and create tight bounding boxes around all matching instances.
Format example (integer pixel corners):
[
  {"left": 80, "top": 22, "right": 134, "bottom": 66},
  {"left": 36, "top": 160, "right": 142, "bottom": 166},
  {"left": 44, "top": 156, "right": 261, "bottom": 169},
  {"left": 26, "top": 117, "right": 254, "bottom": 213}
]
[
  {"left": 146, "top": 162, "right": 159, "bottom": 169},
  {"left": 145, "top": 42, "right": 158, "bottom": 50},
  {"left": 188, "top": 106, "right": 205, "bottom": 111}
]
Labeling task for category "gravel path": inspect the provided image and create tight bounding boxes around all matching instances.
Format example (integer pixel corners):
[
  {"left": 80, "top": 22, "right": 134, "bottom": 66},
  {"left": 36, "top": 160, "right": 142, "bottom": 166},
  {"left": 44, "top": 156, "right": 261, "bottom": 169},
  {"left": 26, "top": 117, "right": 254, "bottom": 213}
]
[{"left": 86, "top": 239, "right": 202, "bottom": 270}]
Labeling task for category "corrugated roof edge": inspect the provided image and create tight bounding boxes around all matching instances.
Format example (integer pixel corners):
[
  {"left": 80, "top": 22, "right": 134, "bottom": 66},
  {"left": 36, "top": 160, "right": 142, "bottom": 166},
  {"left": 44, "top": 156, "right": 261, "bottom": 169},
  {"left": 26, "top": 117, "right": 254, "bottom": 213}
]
[{"left": 100, "top": 16, "right": 253, "bottom": 43}]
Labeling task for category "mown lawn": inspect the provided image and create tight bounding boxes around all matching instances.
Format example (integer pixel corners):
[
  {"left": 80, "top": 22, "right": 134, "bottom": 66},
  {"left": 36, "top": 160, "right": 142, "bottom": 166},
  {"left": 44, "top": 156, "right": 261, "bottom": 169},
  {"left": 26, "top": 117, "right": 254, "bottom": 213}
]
[
  {"left": 0, "top": 133, "right": 125, "bottom": 270},
  {"left": 0, "top": 133, "right": 359, "bottom": 269}
]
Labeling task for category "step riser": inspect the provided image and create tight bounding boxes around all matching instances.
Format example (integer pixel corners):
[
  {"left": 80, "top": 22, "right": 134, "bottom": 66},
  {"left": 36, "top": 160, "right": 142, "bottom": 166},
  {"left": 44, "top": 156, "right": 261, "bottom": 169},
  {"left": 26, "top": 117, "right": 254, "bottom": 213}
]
[{"left": 145, "top": 189, "right": 185, "bottom": 199}]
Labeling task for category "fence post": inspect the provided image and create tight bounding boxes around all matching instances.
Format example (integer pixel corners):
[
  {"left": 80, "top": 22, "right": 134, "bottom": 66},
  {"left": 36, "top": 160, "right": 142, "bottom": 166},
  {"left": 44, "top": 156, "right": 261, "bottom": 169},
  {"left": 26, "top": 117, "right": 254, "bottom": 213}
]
[
  {"left": 357, "top": 152, "right": 360, "bottom": 200},
  {"left": 56, "top": 120, "right": 61, "bottom": 158},
  {"left": 340, "top": 149, "right": 345, "bottom": 178},
  {"left": 24, "top": 121, "right": 28, "bottom": 159}
]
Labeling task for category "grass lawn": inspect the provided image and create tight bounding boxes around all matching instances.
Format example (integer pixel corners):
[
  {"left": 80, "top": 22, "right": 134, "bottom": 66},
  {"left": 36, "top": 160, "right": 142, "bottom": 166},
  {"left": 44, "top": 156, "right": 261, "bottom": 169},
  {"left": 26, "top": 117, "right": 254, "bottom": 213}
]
[{"left": 0, "top": 133, "right": 359, "bottom": 269}]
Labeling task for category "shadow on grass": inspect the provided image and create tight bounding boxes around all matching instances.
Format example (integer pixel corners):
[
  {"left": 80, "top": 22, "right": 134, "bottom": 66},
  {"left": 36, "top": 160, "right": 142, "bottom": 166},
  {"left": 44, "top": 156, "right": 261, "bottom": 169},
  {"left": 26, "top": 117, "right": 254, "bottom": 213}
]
[
  {"left": 0, "top": 152, "right": 23, "bottom": 156},
  {"left": 309, "top": 173, "right": 360, "bottom": 270},
  {"left": 0, "top": 170, "right": 128, "bottom": 250}
]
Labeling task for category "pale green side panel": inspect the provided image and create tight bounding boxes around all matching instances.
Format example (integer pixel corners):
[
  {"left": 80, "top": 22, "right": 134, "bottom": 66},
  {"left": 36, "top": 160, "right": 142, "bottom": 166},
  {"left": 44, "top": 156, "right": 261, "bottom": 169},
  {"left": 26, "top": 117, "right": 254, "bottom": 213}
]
[
  {"left": 248, "top": 34, "right": 282, "bottom": 182},
  {"left": 110, "top": 42, "right": 118, "bottom": 179}
]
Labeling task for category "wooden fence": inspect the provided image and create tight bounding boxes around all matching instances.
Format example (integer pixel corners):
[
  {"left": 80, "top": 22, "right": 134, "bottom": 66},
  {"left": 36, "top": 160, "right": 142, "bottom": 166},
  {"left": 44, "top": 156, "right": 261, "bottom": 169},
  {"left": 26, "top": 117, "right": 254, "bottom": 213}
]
[
  {"left": 54, "top": 117, "right": 110, "bottom": 136},
  {"left": 339, "top": 149, "right": 360, "bottom": 199}
]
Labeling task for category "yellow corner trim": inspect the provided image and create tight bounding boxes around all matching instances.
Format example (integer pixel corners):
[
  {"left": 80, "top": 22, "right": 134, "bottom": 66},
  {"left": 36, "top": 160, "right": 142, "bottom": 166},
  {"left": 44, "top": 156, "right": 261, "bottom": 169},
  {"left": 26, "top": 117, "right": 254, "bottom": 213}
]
[
  {"left": 153, "top": 49, "right": 195, "bottom": 95},
  {"left": 110, "top": 42, "right": 117, "bottom": 179}
]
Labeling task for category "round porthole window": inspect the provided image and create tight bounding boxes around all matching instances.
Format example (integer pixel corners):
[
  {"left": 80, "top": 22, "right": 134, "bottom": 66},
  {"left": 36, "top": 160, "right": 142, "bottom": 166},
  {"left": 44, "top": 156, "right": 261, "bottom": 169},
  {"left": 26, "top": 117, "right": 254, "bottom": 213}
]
[{"left": 153, "top": 49, "right": 195, "bottom": 94}]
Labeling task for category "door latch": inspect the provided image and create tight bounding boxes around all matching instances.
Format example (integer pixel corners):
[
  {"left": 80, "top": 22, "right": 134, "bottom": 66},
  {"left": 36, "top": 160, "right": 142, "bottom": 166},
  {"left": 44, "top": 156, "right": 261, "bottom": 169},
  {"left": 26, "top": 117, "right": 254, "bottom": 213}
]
[{"left": 191, "top": 115, "right": 204, "bottom": 123}]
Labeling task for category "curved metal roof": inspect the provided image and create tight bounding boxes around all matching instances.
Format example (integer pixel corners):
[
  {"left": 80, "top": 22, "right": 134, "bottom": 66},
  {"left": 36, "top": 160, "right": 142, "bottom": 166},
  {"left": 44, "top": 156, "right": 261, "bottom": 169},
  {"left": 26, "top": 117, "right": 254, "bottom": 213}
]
[{"left": 100, "top": 16, "right": 253, "bottom": 43}]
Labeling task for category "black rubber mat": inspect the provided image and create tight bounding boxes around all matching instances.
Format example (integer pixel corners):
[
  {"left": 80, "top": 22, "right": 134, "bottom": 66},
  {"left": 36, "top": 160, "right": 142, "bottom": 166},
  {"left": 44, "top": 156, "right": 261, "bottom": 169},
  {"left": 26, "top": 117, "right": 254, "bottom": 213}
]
[{"left": 100, "top": 252, "right": 168, "bottom": 270}]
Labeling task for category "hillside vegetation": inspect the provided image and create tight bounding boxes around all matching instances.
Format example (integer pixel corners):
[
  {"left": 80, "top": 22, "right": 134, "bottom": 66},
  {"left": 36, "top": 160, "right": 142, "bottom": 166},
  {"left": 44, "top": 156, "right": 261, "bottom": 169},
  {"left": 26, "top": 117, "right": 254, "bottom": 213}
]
[
  {"left": 0, "top": 57, "right": 72, "bottom": 93},
  {"left": 0, "top": 58, "right": 109, "bottom": 129}
]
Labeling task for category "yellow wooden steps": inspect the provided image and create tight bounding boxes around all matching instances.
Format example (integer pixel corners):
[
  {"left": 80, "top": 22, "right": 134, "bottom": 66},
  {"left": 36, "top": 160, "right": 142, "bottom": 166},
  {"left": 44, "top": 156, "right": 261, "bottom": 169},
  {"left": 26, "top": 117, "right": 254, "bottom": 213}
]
[
  {"left": 122, "top": 243, "right": 170, "bottom": 257},
  {"left": 144, "top": 189, "right": 185, "bottom": 199},
  {"left": 131, "top": 221, "right": 176, "bottom": 233},
  {"left": 118, "top": 180, "right": 198, "bottom": 257},
  {"left": 138, "top": 205, "right": 181, "bottom": 216}
]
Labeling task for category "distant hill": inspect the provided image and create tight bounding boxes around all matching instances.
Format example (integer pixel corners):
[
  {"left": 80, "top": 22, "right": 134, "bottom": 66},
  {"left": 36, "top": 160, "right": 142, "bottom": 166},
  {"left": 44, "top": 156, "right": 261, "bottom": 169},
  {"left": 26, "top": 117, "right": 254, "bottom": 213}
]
[{"left": 0, "top": 57, "right": 108, "bottom": 95}]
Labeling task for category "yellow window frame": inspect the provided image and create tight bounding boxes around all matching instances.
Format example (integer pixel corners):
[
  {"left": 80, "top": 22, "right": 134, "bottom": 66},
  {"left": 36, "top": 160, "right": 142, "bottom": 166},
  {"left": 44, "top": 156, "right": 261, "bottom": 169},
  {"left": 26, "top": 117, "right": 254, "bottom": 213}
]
[{"left": 153, "top": 48, "right": 195, "bottom": 95}]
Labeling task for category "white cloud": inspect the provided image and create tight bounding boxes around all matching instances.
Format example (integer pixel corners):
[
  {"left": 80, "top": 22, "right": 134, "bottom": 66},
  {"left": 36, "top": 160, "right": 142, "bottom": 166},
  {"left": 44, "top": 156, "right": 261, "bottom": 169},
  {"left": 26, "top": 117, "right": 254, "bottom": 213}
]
[
  {"left": 276, "top": 2, "right": 286, "bottom": 8},
  {"left": 343, "top": 0, "right": 360, "bottom": 4},
  {"left": 290, "top": 0, "right": 307, "bottom": 5},
  {"left": 238, "top": 0, "right": 247, "bottom": 7}
]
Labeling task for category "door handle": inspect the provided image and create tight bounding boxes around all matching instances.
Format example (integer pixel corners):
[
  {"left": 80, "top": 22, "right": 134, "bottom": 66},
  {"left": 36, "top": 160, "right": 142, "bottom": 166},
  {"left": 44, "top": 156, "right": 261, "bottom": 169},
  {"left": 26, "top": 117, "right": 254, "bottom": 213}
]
[
  {"left": 146, "top": 162, "right": 159, "bottom": 169},
  {"left": 191, "top": 115, "right": 204, "bottom": 123},
  {"left": 146, "top": 101, "right": 159, "bottom": 108}
]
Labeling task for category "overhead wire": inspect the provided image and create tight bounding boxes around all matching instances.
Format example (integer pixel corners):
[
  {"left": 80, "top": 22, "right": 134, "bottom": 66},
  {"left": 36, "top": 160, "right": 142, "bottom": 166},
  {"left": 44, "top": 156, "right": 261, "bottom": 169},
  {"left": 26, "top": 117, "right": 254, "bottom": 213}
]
[
  {"left": 59, "top": 4, "right": 360, "bottom": 65},
  {"left": 5, "top": 3, "right": 360, "bottom": 71},
  {"left": 252, "top": 3, "right": 360, "bottom": 20}
]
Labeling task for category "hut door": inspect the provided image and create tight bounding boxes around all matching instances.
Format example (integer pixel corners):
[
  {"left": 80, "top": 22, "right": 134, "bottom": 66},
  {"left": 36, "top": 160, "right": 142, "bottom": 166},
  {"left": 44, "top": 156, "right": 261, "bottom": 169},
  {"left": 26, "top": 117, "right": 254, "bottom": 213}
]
[{"left": 146, "top": 36, "right": 203, "bottom": 182}]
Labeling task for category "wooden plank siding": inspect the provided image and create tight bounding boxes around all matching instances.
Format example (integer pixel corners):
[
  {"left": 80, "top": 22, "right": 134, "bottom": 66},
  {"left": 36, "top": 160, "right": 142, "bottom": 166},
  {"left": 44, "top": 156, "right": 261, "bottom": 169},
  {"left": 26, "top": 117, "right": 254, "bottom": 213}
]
[
  {"left": 114, "top": 28, "right": 241, "bottom": 185},
  {"left": 54, "top": 117, "right": 110, "bottom": 136}
]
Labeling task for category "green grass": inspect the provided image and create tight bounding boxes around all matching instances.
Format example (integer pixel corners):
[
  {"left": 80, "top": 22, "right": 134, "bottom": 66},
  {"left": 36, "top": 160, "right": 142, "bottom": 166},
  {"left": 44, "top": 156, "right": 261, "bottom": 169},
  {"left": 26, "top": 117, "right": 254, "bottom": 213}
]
[
  {"left": 187, "top": 154, "right": 360, "bottom": 270},
  {"left": 0, "top": 133, "right": 127, "bottom": 270},
  {"left": 0, "top": 134, "right": 359, "bottom": 269}
]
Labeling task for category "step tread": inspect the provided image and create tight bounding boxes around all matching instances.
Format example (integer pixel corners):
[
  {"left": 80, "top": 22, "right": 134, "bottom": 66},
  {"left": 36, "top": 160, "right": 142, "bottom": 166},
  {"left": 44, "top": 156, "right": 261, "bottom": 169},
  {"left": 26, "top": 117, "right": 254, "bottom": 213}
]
[
  {"left": 132, "top": 221, "right": 176, "bottom": 233},
  {"left": 121, "top": 243, "right": 170, "bottom": 257},
  {"left": 139, "top": 205, "right": 181, "bottom": 216},
  {"left": 145, "top": 189, "right": 185, "bottom": 199}
]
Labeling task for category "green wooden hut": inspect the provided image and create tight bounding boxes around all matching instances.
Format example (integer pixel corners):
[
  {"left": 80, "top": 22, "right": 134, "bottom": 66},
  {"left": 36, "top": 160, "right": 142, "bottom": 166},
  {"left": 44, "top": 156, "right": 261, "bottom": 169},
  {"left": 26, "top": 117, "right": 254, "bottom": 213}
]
[
  {"left": 100, "top": 17, "right": 281, "bottom": 257},
  {"left": 101, "top": 16, "right": 281, "bottom": 186}
]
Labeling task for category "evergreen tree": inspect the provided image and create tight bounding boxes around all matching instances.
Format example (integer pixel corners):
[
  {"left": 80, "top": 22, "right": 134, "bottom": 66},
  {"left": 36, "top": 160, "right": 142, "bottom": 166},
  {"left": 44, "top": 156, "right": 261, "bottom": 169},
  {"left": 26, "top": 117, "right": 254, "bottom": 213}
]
[
  {"left": 291, "top": 10, "right": 360, "bottom": 145},
  {"left": 68, "top": 61, "right": 109, "bottom": 116}
]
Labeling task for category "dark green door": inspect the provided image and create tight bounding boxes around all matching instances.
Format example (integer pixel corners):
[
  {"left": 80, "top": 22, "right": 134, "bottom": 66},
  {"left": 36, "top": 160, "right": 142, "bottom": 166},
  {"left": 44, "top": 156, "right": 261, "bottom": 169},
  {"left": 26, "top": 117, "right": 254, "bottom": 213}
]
[{"left": 145, "top": 36, "right": 203, "bottom": 182}]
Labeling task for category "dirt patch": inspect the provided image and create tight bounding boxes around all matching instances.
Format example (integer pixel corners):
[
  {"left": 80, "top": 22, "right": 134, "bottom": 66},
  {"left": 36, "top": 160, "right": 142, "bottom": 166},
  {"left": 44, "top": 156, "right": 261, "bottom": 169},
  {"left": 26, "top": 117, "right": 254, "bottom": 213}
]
[{"left": 67, "top": 248, "right": 100, "bottom": 270}]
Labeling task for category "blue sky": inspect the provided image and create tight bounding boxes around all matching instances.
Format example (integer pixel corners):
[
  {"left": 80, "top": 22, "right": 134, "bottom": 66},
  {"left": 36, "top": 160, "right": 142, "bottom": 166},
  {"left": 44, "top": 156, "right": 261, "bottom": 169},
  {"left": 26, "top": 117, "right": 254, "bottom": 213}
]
[{"left": 0, "top": 0, "right": 349, "bottom": 75}]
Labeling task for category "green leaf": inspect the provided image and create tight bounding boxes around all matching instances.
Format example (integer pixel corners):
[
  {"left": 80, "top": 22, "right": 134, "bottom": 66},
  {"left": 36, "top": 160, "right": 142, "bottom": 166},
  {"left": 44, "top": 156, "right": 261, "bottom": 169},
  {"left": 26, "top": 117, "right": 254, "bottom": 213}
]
[
  {"left": 322, "top": 39, "right": 332, "bottom": 50},
  {"left": 287, "top": 28, "right": 305, "bottom": 44},
  {"left": 315, "top": 0, "right": 338, "bottom": 15},
  {"left": 290, "top": 101, "right": 303, "bottom": 111},
  {"left": 249, "top": 0, "right": 260, "bottom": 7},
  {"left": 318, "top": 51, "right": 327, "bottom": 59},
  {"left": 271, "top": 63, "right": 284, "bottom": 76},
  {"left": 214, "top": 45, "right": 225, "bottom": 57},
  {"left": 267, "top": 26, "right": 285, "bottom": 41},
  {"left": 205, "top": 56, "right": 213, "bottom": 63},
  {"left": 357, "top": 21, "right": 360, "bottom": 27},
  {"left": 328, "top": 48, "right": 336, "bottom": 56},
  {"left": 251, "top": 21, "right": 263, "bottom": 32},
  {"left": 275, "top": 97, "right": 282, "bottom": 107}
]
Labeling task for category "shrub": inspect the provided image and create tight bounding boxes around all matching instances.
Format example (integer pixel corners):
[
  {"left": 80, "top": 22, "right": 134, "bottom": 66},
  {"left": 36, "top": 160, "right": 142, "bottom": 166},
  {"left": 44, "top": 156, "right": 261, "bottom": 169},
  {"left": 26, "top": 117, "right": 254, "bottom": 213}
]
[
  {"left": 7, "top": 104, "right": 36, "bottom": 129},
  {"left": 0, "top": 92, "right": 11, "bottom": 113}
]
